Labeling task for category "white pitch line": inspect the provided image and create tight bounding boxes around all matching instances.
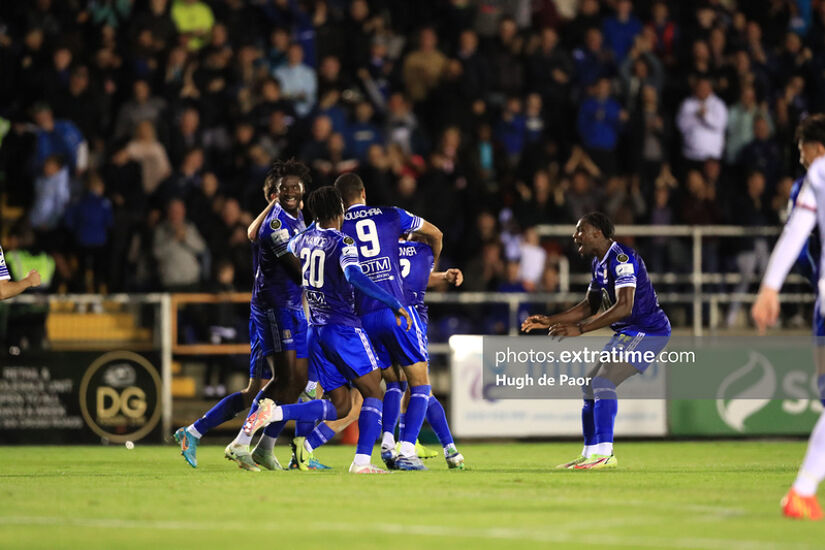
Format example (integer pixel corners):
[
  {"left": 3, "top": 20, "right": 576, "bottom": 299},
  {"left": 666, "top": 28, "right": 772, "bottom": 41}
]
[{"left": 0, "top": 515, "right": 816, "bottom": 550}]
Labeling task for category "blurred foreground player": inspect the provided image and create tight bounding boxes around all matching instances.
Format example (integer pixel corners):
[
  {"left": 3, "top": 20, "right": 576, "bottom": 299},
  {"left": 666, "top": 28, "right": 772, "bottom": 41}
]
[
  {"left": 244, "top": 186, "right": 411, "bottom": 473},
  {"left": 752, "top": 114, "right": 825, "bottom": 520},
  {"left": 521, "top": 212, "right": 670, "bottom": 469}
]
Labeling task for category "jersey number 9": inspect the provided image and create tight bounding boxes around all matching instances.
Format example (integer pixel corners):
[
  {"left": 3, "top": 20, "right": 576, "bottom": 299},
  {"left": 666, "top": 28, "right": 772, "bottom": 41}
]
[{"left": 355, "top": 220, "right": 380, "bottom": 258}]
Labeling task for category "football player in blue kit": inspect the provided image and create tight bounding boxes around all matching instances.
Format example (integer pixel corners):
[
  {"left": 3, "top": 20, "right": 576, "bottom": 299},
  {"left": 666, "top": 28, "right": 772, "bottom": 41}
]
[
  {"left": 244, "top": 186, "right": 411, "bottom": 474},
  {"left": 174, "top": 169, "right": 287, "bottom": 468},
  {"left": 223, "top": 159, "right": 318, "bottom": 471},
  {"left": 521, "top": 212, "right": 671, "bottom": 470},
  {"left": 334, "top": 173, "right": 444, "bottom": 471},
  {"left": 174, "top": 160, "right": 308, "bottom": 470},
  {"left": 394, "top": 235, "right": 465, "bottom": 469}
]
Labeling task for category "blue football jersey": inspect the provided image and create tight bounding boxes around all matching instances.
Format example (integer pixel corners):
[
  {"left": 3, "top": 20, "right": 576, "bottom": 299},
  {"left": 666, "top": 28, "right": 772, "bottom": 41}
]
[
  {"left": 288, "top": 225, "right": 362, "bottom": 327},
  {"left": 341, "top": 204, "right": 423, "bottom": 315},
  {"left": 252, "top": 203, "right": 306, "bottom": 310},
  {"left": 789, "top": 175, "right": 820, "bottom": 286},
  {"left": 0, "top": 245, "right": 9, "bottom": 281},
  {"left": 400, "top": 240, "right": 434, "bottom": 325},
  {"left": 588, "top": 242, "right": 670, "bottom": 334}
]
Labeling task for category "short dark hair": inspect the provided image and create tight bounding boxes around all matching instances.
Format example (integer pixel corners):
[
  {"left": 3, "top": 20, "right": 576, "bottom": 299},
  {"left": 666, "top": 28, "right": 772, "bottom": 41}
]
[
  {"left": 581, "top": 212, "right": 614, "bottom": 239},
  {"left": 795, "top": 114, "right": 825, "bottom": 147},
  {"left": 334, "top": 173, "right": 365, "bottom": 204},
  {"left": 263, "top": 157, "right": 311, "bottom": 198},
  {"left": 306, "top": 186, "right": 344, "bottom": 223}
]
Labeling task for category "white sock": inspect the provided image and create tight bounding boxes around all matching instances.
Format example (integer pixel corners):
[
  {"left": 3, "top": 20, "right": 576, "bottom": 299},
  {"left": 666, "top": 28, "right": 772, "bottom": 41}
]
[
  {"left": 582, "top": 445, "right": 596, "bottom": 458},
  {"left": 234, "top": 428, "right": 253, "bottom": 447},
  {"left": 399, "top": 441, "right": 415, "bottom": 457},
  {"left": 256, "top": 434, "right": 276, "bottom": 452},
  {"left": 443, "top": 444, "right": 456, "bottom": 457},
  {"left": 595, "top": 442, "right": 613, "bottom": 456},
  {"left": 381, "top": 432, "right": 395, "bottom": 450},
  {"left": 353, "top": 453, "right": 371, "bottom": 466},
  {"left": 186, "top": 425, "right": 202, "bottom": 439},
  {"left": 793, "top": 411, "right": 825, "bottom": 496},
  {"left": 303, "top": 439, "right": 313, "bottom": 453}
]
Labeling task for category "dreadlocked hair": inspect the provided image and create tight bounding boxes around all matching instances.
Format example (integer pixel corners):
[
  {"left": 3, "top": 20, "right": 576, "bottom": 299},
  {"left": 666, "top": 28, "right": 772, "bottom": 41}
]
[
  {"left": 306, "top": 186, "right": 344, "bottom": 223},
  {"left": 263, "top": 157, "right": 312, "bottom": 198}
]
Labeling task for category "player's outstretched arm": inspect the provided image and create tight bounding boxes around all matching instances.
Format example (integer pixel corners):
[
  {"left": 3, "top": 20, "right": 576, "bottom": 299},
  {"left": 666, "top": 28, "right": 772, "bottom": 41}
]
[
  {"left": 428, "top": 268, "right": 463, "bottom": 288},
  {"left": 521, "top": 292, "right": 598, "bottom": 333},
  {"left": 411, "top": 220, "right": 443, "bottom": 268},
  {"left": 0, "top": 270, "right": 41, "bottom": 300},
  {"left": 751, "top": 205, "right": 817, "bottom": 333},
  {"left": 550, "top": 287, "right": 634, "bottom": 338},
  {"left": 343, "top": 264, "right": 411, "bottom": 331},
  {"left": 247, "top": 198, "right": 278, "bottom": 242}
]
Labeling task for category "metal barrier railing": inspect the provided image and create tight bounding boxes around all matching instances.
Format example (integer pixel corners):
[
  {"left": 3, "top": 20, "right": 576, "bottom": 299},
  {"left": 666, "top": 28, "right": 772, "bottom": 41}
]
[{"left": 534, "top": 224, "right": 801, "bottom": 336}]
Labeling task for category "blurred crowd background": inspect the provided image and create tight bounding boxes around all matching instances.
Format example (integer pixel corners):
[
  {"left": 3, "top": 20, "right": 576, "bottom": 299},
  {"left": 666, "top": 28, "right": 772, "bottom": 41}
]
[{"left": 0, "top": 0, "right": 818, "bottom": 304}]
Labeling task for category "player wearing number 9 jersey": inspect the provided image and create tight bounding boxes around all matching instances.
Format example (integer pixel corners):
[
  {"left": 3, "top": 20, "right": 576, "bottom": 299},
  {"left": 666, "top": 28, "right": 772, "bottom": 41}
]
[
  {"left": 242, "top": 186, "right": 412, "bottom": 474},
  {"left": 335, "top": 173, "right": 443, "bottom": 471}
]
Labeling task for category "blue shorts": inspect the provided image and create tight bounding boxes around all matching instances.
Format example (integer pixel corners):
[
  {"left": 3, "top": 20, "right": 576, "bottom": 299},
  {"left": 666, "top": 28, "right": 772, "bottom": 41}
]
[
  {"left": 360, "top": 306, "right": 428, "bottom": 369},
  {"left": 248, "top": 304, "right": 308, "bottom": 379},
  {"left": 307, "top": 324, "right": 379, "bottom": 392},
  {"left": 602, "top": 330, "right": 671, "bottom": 373}
]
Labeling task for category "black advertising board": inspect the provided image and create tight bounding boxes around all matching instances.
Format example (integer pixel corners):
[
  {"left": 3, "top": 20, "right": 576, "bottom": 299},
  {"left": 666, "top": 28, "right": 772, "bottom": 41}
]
[{"left": 0, "top": 351, "right": 163, "bottom": 444}]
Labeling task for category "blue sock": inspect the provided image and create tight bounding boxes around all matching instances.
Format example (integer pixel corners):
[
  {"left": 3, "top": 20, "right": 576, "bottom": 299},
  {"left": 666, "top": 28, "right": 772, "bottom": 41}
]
[
  {"left": 582, "top": 399, "right": 597, "bottom": 445},
  {"left": 307, "top": 422, "right": 336, "bottom": 451},
  {"left": 280, "top": 399, "right": 337, "bottom": 422},
  {"left": 263, "top": 420, "right": 286, "bottom": 440},
  {"left": 401, "top": 385, "right": 431, "bottom": 444},
  {"left": 296, "top": 420, "right": 315, "bottom": 438},
  {"left": 193, "top": 392, "right": 245, "bottom": 436},
  {"left": 426, "top": 395, "right": 454, "bottom": 448},
  {"left": 818, "top": 374, "right": 825, "bottom": 407},
  {"left": 382, "top": 381, "right": 403, "bottom": 436},
  {"left": 398, "top": 413, "right": 406, "bottom": 439},
  {"left": 592, "top": 377, "right": 618, "bottom": 445},
  {"left": 357, "top": 397, "right": 383, "bottom": 457},
  {"left": 243, "top": 390, "right": 266, "bottom": 420}
]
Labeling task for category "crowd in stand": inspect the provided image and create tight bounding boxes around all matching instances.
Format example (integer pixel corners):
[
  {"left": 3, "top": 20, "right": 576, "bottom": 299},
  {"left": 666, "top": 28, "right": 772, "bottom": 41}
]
[{"left": 0, "top": 0, "right": 819, "bottom": 304}]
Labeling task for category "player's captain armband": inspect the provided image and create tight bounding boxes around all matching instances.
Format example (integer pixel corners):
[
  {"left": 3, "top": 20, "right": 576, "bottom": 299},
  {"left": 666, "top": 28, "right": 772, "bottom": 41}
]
[
  {"left": 616, "top": 263, "right": 635, "bottom": 276},
  {"left": 271, "top": 228, "right": 292, "bottom": 255}
]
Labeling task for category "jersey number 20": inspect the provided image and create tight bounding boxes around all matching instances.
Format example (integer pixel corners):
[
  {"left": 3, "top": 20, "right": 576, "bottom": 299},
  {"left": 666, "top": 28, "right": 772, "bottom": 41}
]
[{"left": 300, "top": 248, "right": 325, "bottom": 287}]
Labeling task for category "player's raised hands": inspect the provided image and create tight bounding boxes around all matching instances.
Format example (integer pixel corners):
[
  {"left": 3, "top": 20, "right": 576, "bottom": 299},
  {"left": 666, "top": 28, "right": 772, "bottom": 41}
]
[
  {"left": 395, "top": 307, "right": 412, "bottom": 331},
  {"left": 521, "top": 314, "right": 551, "bottom": 332},
  {"left": 548, "top": 323, "right": 582, "bottom": 340},
  {"left": 751, "top": 286, "right": 780, "bottom": 335}
]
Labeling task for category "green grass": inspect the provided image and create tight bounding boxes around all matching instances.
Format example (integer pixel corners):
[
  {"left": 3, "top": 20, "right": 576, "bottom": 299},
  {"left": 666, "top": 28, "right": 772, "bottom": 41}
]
[{"left": 0, "top": 441, "right": 821, "bottom": 550}]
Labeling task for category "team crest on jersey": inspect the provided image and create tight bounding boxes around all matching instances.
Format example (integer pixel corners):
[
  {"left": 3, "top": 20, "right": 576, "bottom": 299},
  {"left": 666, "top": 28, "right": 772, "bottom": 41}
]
[
  {"left": 617, "top": 253, "right": 629, "bottom": 263},
  {"left": 270, "top": 219, "right": 282, "bottom": 230},
  {"left": 283, "top": 329, "right": 292, "bottom": 339},
  {"left": 343, "top": 236, "right": 354, "bottom": 245}
]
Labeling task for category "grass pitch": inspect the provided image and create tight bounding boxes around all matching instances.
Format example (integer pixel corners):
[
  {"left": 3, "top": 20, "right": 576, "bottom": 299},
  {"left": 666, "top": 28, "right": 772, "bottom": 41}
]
[{"left": 0, "top": 441, "right": 820, "bottom": 550}]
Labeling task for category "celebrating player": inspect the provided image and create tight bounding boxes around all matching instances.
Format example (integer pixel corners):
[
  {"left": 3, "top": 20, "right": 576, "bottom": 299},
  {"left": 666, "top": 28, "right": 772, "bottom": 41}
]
[
  {"left": 393, "top": 234, "right": 465, "bottom": 469},
  {"left": 243, "top": 185, "right": 411, "bottom": 473},
  {"left": 752, "top": 114, "right": 825, "bottom": 520},
  {"left": 174, "top": 160, "right": 305, "bottom": 470},
  {"left": 521, "top": 212, "right": 671, "bottom": 470},
  {"left": 335, "top": 173, "right": 443, "bottom": 471},
  {"left": 223, "top": 159, "right": 315, "bottom": 471}
]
